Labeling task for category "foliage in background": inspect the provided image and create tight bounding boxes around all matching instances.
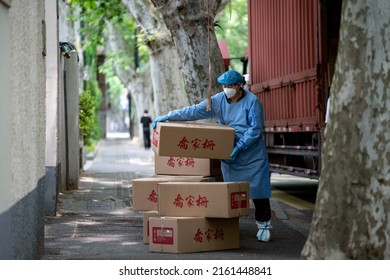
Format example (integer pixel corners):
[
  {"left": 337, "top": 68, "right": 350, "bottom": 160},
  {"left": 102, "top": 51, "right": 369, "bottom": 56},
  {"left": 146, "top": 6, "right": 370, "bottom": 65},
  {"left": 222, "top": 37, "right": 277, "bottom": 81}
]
[
  {"left": 98, "top": 13, "right": 148, "bottom": 110},
  {"left": 75, "top": 38, "right": 102, "bottom": 151},
  {"left": 68, "top": 0, "right": 115, "bottom": 150},
  {"left": 70, "top": 0, "right": 249, "bottom": 145},
  {"left": 69, "top": 0, "right": 126, "bottom": 48},
  {"left": 70, "top": 0, "right": 151, "bottom": 140},
  {"left": 215, "top": 0, "right": 248, "bottom": 73},
  {"left": 79, "top": 89, "right": 100, "bottom": 150}
]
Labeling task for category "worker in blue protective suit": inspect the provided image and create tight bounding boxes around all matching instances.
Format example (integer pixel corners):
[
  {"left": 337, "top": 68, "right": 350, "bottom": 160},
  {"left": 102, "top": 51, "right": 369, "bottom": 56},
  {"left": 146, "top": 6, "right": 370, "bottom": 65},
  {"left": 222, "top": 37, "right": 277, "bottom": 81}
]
[{"left": 152, "top": 70, "right": 272, "bottom": 242}]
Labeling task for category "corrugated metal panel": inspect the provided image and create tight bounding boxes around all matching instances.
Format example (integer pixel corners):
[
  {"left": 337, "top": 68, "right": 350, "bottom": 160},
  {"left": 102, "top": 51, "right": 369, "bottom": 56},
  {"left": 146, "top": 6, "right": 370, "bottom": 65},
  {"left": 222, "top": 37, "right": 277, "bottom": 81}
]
[{"left": 249, "top": 0, "right": 320, "bottom": 131}]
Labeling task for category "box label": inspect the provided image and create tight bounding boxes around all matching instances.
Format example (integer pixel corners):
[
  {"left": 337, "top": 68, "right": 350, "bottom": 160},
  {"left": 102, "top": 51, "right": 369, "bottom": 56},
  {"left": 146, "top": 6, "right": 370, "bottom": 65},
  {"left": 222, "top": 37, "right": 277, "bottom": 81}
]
[
  {"left": 231, "top": 191, "right": 248, "bottom": 209},
  {"left": 152, "top": 227, "right": 174, "bottom": 245}
]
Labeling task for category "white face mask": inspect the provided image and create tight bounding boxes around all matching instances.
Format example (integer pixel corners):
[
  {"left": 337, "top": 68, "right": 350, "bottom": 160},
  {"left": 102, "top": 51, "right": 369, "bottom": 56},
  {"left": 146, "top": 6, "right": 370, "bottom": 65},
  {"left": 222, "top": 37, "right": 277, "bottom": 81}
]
[{"left": 223, "top": 87, "right": 237, "bottom": 98}]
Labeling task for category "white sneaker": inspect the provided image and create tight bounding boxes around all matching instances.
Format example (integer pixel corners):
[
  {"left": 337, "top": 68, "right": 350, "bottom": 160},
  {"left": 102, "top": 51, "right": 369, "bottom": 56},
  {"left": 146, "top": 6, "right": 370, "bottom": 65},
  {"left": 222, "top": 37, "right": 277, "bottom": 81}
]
[{"left": 256, "top": 221, "right": 272, "bottom": 242}]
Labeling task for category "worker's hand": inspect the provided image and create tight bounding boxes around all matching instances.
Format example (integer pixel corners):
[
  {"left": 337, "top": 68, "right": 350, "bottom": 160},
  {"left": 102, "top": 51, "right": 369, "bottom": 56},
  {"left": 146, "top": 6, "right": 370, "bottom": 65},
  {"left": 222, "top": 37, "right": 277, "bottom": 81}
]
[
  {"left": 230, "top": 146, "right": 240, "bottom": 160},
  {"left": 152, "top": 115, "right": 169, "bottom": 129}
]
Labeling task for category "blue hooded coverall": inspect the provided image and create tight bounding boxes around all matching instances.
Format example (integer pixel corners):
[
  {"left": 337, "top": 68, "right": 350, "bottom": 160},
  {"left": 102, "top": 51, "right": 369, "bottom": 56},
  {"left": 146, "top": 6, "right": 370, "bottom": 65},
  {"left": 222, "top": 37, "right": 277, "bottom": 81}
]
[{"left": 167, "top": 90, "right": 271, "bottom": 200}]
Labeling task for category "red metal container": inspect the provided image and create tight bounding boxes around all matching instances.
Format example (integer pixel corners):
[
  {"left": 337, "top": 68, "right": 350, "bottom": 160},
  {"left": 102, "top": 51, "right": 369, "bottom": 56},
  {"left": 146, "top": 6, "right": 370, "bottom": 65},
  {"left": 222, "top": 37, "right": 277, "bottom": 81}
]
[{"left": 248, "top": 0, "right": 342, "bottom": 178}]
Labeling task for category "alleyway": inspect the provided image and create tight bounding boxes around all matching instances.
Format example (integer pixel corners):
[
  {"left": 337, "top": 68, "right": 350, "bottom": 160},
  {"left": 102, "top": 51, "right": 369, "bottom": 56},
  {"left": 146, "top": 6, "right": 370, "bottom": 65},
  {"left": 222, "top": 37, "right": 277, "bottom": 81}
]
[{"left": 43, "top": 133, "right": 310, "bottom": 260}]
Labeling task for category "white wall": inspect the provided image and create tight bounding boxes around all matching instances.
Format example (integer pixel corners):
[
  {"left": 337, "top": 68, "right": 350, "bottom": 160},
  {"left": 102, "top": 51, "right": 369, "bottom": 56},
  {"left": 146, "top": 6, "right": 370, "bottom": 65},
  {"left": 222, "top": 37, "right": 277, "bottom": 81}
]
[
  {"left": 0, "top": 0, "right": 12, "bottom": 259},
  {"left": 45, "top": 0, "right": 60, "bottom": 215},
  {"left": 0, "top": 0, "right": 46, "bottom": 259}
]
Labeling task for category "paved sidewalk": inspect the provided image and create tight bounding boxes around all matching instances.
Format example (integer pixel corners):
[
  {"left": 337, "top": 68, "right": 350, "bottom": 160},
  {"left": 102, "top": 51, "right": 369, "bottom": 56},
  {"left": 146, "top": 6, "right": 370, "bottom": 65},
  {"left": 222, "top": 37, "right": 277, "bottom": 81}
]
[{"left": 43, "top": 134, "right": 312, "bottom": 260}]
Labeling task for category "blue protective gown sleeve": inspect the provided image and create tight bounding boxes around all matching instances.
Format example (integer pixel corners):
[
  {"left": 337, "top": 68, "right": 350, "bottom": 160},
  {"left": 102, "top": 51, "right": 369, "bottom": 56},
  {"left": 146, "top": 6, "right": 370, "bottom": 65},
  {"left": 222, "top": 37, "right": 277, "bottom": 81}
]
[{"left": 167, "top": 99, "right": 217, "bottom": 121}]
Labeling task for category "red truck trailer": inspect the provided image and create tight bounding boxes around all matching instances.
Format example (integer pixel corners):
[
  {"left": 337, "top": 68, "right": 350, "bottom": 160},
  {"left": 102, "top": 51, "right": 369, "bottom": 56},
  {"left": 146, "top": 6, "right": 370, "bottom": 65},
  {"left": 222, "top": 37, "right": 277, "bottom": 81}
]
[{"left": 247, "top": 0, "right": 342, "bottom": 179}]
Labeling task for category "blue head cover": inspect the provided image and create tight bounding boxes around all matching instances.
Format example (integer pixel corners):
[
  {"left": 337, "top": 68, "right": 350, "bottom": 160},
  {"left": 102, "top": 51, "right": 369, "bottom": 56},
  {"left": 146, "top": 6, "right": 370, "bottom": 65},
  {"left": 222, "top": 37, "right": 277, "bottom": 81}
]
[{"left": 217, "top": 70, "right": 243, "bottom": 85}]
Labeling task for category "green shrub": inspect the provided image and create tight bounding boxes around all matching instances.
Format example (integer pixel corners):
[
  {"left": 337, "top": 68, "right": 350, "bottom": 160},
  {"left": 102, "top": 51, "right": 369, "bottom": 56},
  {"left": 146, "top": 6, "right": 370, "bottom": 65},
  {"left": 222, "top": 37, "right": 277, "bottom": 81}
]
[{"left": 79, "top": 89, "right": 98, "bottom": 147}]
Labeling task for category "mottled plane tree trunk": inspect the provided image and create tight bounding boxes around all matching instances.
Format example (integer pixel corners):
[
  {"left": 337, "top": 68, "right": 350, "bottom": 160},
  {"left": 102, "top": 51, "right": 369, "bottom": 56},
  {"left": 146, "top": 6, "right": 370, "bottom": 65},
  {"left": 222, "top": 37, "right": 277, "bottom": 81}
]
[
  {"left": 302, "top": 0, "right": 390, "bottom": 259},
  {"left": 150, "top": 0, "right": 225, "bottom": 105},
  {"left": 121, "top": 0, "right": 189, "bottom": 116},
  {"left": 105, "top": 22, "right": 151, "bottom": 138}
]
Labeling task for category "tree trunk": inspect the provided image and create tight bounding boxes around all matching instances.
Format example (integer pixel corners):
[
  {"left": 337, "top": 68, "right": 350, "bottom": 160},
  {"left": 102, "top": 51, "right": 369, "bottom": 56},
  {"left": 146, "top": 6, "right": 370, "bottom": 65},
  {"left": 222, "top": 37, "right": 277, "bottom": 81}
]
[
  {"left": 302, "top": 0, "right": 390, "bottom": 259},
  {"left": 105, "top": 22, "right": 145, "bottom": 139},
  {"left": 151, "top": 0, "right": 225, "bottom": 105},
  {"left": 121, "top": 0, "right": 189, "bottom": 116},
  {"left": 129, "top": 67, "right": 154, "bottom": 140}
]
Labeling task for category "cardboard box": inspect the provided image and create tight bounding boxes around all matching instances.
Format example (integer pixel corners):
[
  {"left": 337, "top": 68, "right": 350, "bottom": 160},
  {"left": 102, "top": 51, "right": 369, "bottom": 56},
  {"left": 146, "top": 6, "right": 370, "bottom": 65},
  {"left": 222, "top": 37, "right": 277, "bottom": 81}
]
[
  {"left": 143, "top": 211, "right": 159, "bottom": 244},
  {"left": 132, "top": 176, "right": 215, "bottom": 211},
  {"left": 154, "top": 154, "right": 222, "bottom": 176},
  {"left": 157, "top": 182, "right": 250, "bottom": 218},
  {"left": 152, "top": 122, "right": 235, "bottom": 159},
  {"left": 149, "top": 216, "right": 239, "bottom": 253}
]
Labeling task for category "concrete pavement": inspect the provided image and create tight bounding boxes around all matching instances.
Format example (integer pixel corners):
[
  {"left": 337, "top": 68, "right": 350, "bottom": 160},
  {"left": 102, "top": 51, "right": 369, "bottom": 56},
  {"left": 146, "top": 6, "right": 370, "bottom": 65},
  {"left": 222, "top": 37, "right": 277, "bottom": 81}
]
[{"left": 43, "top": 133, "right": 313, "bottom": 260}]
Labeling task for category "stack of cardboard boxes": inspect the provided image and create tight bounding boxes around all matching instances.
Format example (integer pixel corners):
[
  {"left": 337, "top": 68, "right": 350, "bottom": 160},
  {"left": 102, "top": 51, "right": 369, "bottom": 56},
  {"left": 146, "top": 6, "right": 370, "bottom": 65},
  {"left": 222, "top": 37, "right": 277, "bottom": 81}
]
[{"left": 132, "top": 122, "right": 250, "bottom": 253}]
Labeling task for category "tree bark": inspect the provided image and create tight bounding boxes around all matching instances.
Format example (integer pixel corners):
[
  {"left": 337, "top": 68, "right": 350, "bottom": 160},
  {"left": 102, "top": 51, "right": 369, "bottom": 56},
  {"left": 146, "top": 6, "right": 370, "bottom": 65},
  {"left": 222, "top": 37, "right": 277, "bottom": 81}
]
[
  {"left": 150, "top": 0, "right": 225, "bottom": 105},
  {"left": 121, "top": 0, "right": 189, "bottom": 116},
  {"left": 302, "top": 0, "right": 390, "bottom": 259}
]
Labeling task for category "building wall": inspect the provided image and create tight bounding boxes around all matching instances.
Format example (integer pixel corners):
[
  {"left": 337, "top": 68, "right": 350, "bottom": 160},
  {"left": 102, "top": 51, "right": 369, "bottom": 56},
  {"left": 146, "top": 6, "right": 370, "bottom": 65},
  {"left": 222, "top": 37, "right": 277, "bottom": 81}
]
[
  {"left": 0, "top": 0, "right": 13, "bottom": 259},
  {"left": 58, "top": 0, "right": 82, "bottom": 192},
  {"left": 0, "top": 0, "right": 46, "bottom": 259},
  {"left": 45, "top": 0, "right": 60, "bottom": 215},
  {"left": 63, "top": 51, "right": 80, "bottom": 190}
]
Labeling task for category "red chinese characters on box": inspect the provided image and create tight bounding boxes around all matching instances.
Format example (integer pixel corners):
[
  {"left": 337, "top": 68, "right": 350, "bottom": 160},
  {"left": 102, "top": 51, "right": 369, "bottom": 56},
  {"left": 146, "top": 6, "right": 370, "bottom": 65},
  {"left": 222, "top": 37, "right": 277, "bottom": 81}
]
[
  {"left": 176, "top": 136, "right": 216, "bottom": 151},
  {"left": 193, "top": 227, "right": 225, "bottom": 243},
  {"left": 154, "top": 154, "right": 221, "bottom": 176},
  {"left": 166, "top": 156, "right": 195, "bottom": 168},
  {"left": 142, "top": 211, "right": 158, "bottom": 244},
  {"left": 172, "top": 193, "right": 209, "bottom": 209},
  {"left": 152, "top": 129, "right": 159, "bottom": 148},
  {"left": 148, "top": 189, "right": 158, "bottom": 204}
]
